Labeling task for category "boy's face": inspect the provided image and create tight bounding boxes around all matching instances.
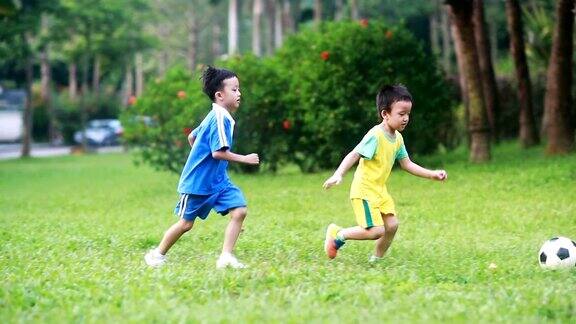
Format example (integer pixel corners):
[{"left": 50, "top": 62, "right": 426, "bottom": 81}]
[
  {"left": 215, "top": 77, "right": 241, "bottom": 112},
  {"left": 383, "top": 100, "right": 412, "bottom": 132}
]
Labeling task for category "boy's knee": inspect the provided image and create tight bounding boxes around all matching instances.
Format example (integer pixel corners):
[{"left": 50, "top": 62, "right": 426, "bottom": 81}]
[
  {"left": 386, "top": 218, "right": 399, "bottom": 234},
  {"left": 371, "top": 226, "right": 386, "bottom": 239},
  {"left": 230, "top": 207, "right": 247, "bottom": 221},
  {"left": 179, "top": 220, "right": 194, "bottom": 232}
]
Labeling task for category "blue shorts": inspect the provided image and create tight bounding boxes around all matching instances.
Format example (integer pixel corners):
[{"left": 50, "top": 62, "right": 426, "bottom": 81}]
[{"left": 174, "top": 185, "right": 247, "bottom": 221}]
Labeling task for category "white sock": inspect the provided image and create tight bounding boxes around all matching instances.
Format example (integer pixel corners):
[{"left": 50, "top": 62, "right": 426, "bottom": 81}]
[{"left": 220, "top": 252, "right": 233, "bottom": 258}]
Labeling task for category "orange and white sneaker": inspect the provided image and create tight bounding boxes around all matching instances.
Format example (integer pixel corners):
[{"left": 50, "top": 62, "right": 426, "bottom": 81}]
[{"left": 324, "top": 223, "right": 345, "bottom": 259}]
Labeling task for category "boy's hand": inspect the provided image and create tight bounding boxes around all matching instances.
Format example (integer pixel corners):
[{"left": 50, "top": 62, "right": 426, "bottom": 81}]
[
  {"left": 432, "top": 170, "right": 447, "bottom": 181},
  {"left": 323, "top": 174, "right": 342, "bottom": 189},
  {"left": 243, "top": 153, "right": 260, "bottom": 165}
]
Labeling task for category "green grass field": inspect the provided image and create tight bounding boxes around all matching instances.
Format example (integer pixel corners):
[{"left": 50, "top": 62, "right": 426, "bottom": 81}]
[{"left": 1, "top": 143, "right": 576, "bottom": 323}]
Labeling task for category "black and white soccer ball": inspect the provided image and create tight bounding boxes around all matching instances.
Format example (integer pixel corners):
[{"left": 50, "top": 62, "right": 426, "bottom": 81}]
[{"left": 538, "top": 236, "right": 576, "bottom": 269}]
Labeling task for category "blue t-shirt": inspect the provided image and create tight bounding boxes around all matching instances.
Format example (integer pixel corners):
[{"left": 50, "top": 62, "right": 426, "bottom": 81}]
[{"left": 177, "top": 103, "right": 235, "bottom": 195}]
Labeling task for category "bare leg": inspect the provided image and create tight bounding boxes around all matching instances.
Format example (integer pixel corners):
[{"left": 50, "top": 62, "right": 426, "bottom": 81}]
[
  {"left": 340, "top": 225, "right": 385, "bottom": 240},
  {"left": 374, "top": 214, "right": 399, "bottom": 257},
  {"left": 222, "top": 207, "right": 247, "bottom": 254},
  {"left": 157, "top": 218, "right": 194, "bottom": 255}
]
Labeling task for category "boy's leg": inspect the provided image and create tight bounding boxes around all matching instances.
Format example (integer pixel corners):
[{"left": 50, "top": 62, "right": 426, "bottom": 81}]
[
  {"left": 214, "top": 185, "right": 248, "bottom": 269},
  {"left": 339, "top": 226, "right": 386, "bottom": 240},
  {"left": 158, "top": 218, "right": 195, "bottom": 255},
  {"left": 145, "top": 219, "right": 194, "bottom": 267},
  {"left": 325, "top": 199, "right": 386, "bottom": 259},
  {"left": 221, "top": 207, "right": 247, "bottom": 254},
  {"left": 373, "top": 213, "right": 398, "bottom": 258}
]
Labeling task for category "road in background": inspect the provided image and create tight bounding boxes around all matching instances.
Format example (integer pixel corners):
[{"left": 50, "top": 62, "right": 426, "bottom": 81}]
[{"left": 0, "top": 143, "right": 124, "bottom": 160}]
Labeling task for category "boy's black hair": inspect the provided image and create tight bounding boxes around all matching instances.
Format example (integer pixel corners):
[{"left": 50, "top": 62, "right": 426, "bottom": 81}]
[
  {"left": 201, "top": 66, "right": 237, "bottom": 101},
  {"left": 376, "top": 84, "right": 412, "bottom": 120}
]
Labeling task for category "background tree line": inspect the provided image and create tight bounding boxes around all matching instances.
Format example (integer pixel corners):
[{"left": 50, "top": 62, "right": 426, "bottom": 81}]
[{"left": 0, "top": 0, "right": 574, "bottom": 164}]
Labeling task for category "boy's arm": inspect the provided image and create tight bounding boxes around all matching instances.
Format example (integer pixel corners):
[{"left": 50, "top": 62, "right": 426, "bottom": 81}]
[
  {"left": 398, "top": 157, "right": 447, "bottom": 181},
  {"left": 212, "top": 149, "right": 259, "bottom": 165},
  {"left": 323, "top": 151, "right": 361, "bottom": 189},
  {"left": 188, "top": 132, "right": 196, "bottom": 147}
]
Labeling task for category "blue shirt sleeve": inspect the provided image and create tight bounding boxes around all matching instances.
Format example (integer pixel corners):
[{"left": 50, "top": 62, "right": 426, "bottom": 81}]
[
  {"left": 191, "top": 126, "right": 200, "bottom": 137},
  {"left": 354, "top": 134, "right": 378, "bottom": 160},
  {"left": 209, "top": 115, "right": 233, "bottom": 153}
]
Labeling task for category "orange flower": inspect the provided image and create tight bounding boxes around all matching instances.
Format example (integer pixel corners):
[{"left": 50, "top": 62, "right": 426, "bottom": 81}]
[
  {"left": 359, "top": 18, "right": 369, "bottom": 28},
  {"left": 177, "top": 90, "right": 186, "bottom": 99},
  {"left": 128, "top": 95, "right": 137, "bottom": 105},
  {"left": 282, "top": 120, "right": 292, "bottom": 130},
  {"left": 385, "top": 30, "right": 393, "bottom": 39},
  {"left": 320, "top": 51, "right": 330, "bottom": 61}
]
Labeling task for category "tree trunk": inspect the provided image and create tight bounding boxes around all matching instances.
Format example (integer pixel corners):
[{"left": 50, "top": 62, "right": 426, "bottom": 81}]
[
  {"left": 430, "top": 0, "right": 441, "bottom": 56},
  {"left": 40, "top": 47, "right": 56, "bottom": 144},
  {"left": 293, "top": 0, "right": 301, "bottom": 31},
  {"left": 135, "top": 53, "right": 144, "bottom": 97},
  {"left": 447, "top": 0, "right": 491, "bottom": 162},
  {"left": 186, "top": 10, "right": 198, "bottom": 71},
  {"left": 350, "top": 0, "right": 359, "bottom": 20},
  {"left": 157, "top": 23, "right": 169, "bottom": 76},
  {"left": 335, "top": 0, "right": 344, "bottom": 21},
  {"left": 228, "top": 0, "right": 239, "bottom": 56},
  {"left": 252, "top": 0, "right": 263, "bottom": 56},
  {"left": 212, "top": 23, "right": 222, "bottom": 60},
  {"left": 274, "top": 0, "right": 283, "bottom": 48},
  {"left": 451, "top": 22, "right": 468, "bottom": 108},
  {"left": 69, "top": 62, "right": 77, "bottom": 100},
  {"left": 92, "top": 55, "right": 100, "bottom": 94},
  {"left": 40, "top": 48, "right": 50, "bottom": 102},
  {"left": 265, "top": 0, "right": 275, "bottom": 55},
  {"left": 505, "top": 0, "right": 539, "bottom": 148},
  {"left": 440, "top": 5, "right": 453, "bottom": 74},
  {"left": 282, "top": 0, "right": 295, "bottom": 34},
  {"left": 124, "top": 65, "right": 133, "bottom": 106},
  {"left": 21, "top": 44, "right": 33, "bottom": 158},
  {"left": 81, "top": 54, "right": 89, "bottom": 151},
  {"left": 543, "top": 0, "right": 575, "bottom": 154},
  {"left": 473, "top": 0, "right": 499, "bottom": 142},
  {"left": 314, "top": 0, "right": 322, "bottom": 27}
]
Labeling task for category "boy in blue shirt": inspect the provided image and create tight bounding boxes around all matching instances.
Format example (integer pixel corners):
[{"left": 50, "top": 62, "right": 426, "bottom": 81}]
[{"left": 145, "top": 66, "right": 259, "bottom": 269}]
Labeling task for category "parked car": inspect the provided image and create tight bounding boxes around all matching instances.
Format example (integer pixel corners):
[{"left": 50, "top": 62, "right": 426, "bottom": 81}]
[
  {"left": 74, "top": 119, "right": 123, "bottom": 146},
  {"left": 0, "top": 87, "right": 25, "bottom": 143}
]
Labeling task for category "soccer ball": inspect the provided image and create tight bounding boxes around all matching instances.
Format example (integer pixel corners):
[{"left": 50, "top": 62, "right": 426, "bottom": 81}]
[{"left": 538, "top": 236, "right": 576, "bottom": 269}]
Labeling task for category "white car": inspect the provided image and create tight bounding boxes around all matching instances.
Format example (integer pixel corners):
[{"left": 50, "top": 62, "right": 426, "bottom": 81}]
[
  {"left": 0, "top": 89, "right": 25, "bottom": 143},
  {"left": 74, "top": 119, "right": 123, "bottom": 146}
]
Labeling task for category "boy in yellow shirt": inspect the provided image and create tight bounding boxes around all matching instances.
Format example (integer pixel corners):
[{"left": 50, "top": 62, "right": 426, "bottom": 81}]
[{"left": 323, "top": 84, "right": 447, "bottom": 262}]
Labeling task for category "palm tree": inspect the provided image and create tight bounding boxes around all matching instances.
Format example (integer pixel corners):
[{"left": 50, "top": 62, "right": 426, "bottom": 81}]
[
  {"left": 505, "top": 0, "right": 539, "bottom": 148},
  {"left": 252, "top": 0, "right": 263, "bottom": 56},
  {"left": 472, "top": 0, "right": 499, "bottom": 141},
  {"left": 228, "top": 0, "right": 239, "bottom": 55},
  {"left": 446, "top": 0, "right": 491, "bottom": 162},
  {"left": 543, "top": 0, "right": 575, "bottom": 154}
]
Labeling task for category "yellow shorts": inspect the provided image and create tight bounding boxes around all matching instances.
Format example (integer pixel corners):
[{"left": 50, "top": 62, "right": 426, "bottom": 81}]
[{"left": 351, "top": 197, "right": 396, "bottom": 228}]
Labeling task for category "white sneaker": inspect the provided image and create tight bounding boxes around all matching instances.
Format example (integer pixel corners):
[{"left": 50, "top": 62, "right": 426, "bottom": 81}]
[
  {"left": 216, "top": 253, "right": 247, "bottom": 269},
  {"left": 368, "top": 255, "right": 382, "bottom": 263},
  {"left": 144, "top": 248, "right": 166, "bottom": 267}
]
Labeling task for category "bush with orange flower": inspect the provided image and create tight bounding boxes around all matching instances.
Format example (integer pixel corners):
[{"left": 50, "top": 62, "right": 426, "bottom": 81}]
[
  {"left": 121, "top": 67, "right": 210, "bottom": 173},
  {"left": 276, "top": 21, "right": 456, "bottom": 172}
]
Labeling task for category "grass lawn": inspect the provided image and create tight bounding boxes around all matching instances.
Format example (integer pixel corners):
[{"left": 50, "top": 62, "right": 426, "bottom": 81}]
[{"left": 1, "top": 143, "right": 575, "bottom": 323}]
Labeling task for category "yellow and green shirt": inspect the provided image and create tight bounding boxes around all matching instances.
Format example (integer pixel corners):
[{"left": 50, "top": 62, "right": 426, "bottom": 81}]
[{"left": 350, "top": 126, "right": 408, "bottom": 202}]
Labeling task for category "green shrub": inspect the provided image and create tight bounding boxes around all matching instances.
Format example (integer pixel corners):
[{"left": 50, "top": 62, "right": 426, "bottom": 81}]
[
  {"left": 221, "top": 54, "right": 290, "bottom": 172},
  {"left": 121, "top": 67, "right": 210, "bottom": 173},
  {"left": 277, "top": 21, "right": 456, "bottom": 172},
  {"left": 123, "top": 21, "right": 457, "bottom": 174},
  {"left": 122, "top": 57, "right": 290, "bottom": 174}
]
